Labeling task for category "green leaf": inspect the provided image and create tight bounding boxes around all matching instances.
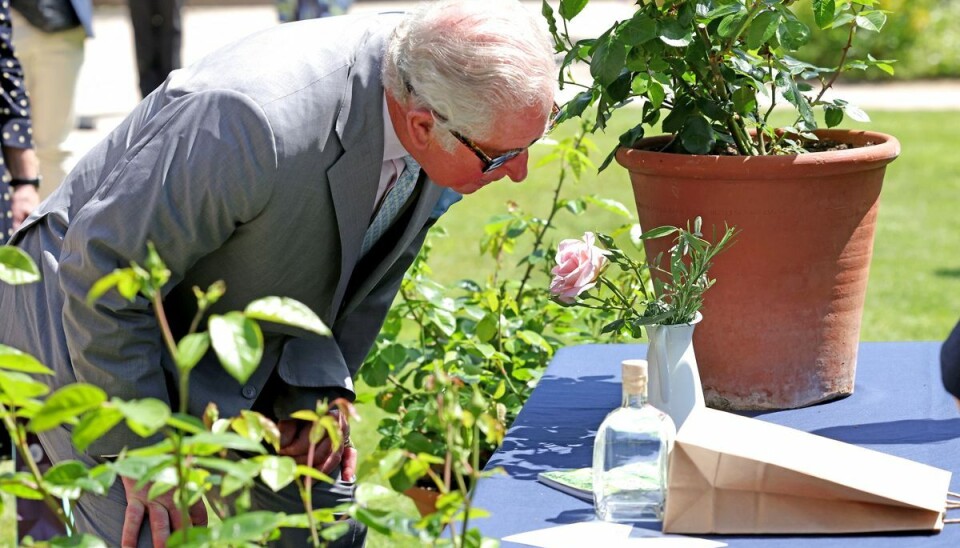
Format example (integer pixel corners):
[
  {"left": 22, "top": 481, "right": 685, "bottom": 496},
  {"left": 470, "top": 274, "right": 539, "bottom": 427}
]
[
  {"left": 320, "top": 521, "right": 351, "bottom": 541},
  {"left": 43, "top": 460, "right": 88, "bottom": 486},
  {"left": 590, "top": 31, "right": 626, "bottom": 87},
  {"left": 351, "top": 507, "right": 394, "bottom": 536},
  {"left": 584, "top": 196, "right": 633, "bottom": 218},
  {"left": 176, "top": 333, "right": 210, "bottom": 374},
  {"left": 517, "top": 330, "right": 553, "bottom": 355},
  {"left": 0, "top": 246, "right": 40, "bottom": 285},
  {"left": 855, "top": 11, "right": 886, "bottom": 32},
  {"left": 732, "top": 86, "right": 758, "bottom": 115},
  {"left": 182, "top": 432, "right": 266, "bottom": 456},
  {"left": 209, "top": 312, "right": 264, "bottom": 385},
  {"left": 541, "top": 0, "right": 560, "bottom": 45},
  {"left": 563, "top": 90, "right": 595, "bottom": 121},
  {"left": 428, "top": 309, "right": 456, "bottom": 337},
  {"left": 295, "top": 465, "right": 334, "bottom": 484},
  {"left": 558, "top": 0, "right": 588, "bottom": 20},
  {"left": 378, "top": 449, "right": 407, "bottom": 478},
  {"left": 813, "top": 0, "right": 836, "bottom": 29},
  {"left": 114, "top": 398, "right": 171, "bottom": 437},
  {"left": 49, "top": 534, "right": 108, "bottom": 548},
  {"left": 824, "top": 105, "right": 844, "bottom": 128},
  {"left": 680, "top": 117, "right": 715, "bottom": 155},
  {"left": 85, "top": 269, "right": 141, "bottom": 305},
  {"left": 0, "top": 344, "right": 53, "bottom": 374},
  {"left": 0, "top": 472, "right": 45, "bottom": 499},
  {"left": 215, "top": 511, "right": 284, "bottom": 543},
  {"left": 256, "top": 455, "right": 297, "bottom": 492},
  {"left": 843, "top": 103, "right": 870, "bottom": 122},
  {"left": 72, "top": 406, "right": 124, "bottom": 452},
  {"left": 244, "top": 296, "right": 331, "bottom": 337},
  {"left": 640, "top": 226, "right": 679, "bottom": 240},
  {"left": 167, "top": 412, "right": 206, "bottom": 434},
  {"left": 746, "top": 10, "right": 780, "bottom": 50},
  {"left": 619, "top": 14, "right": 657, "bottom": 46},
  {"left": 111, "top": 455, "right": 173, "bottom": 481},
  {"left": 0, "top": 370, "right": 50, "bottom": 404},
  {"left": 29, "top": 384, "right": 107, "bottom": 433},
  {"left": 147, "top": 481, "right": 176, "bottom": 500},
  {"left": 659, "top": 19, "right": 693, "bottom": 47},
  {"left": 717, "top": 13, "right": 745, "bottom": 38},
  {"left": 195, "top": 456, "right": 260, "bottom": 480},
  {"left": 647, "top": 79, "right": 665, "bottom": 109},
  {"left": 779, "top": 18, "right": 811, "bottom": 50}
]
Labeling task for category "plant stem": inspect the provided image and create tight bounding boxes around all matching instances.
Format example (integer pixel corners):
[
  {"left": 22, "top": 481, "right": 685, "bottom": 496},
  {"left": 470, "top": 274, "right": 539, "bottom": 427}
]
[
  {"left": 0, "top": 405, "right": 75, "bottom": 536},
  {"left": 458, "top": 424, "right": 481, "bottom": 548},
  {"left": 693, "top": 24, "right": 752, "bottom": 155},
  {"left": 515, "top": 129, "right": 587, "bottom": 301},
  {"left": 304, "top": 436, "right": 322, "bottom": 546},
  {"left": 149, "top": 294, "right": 195, "bottom": 535},
  {"left": 812, "top": 7, "right": 860, "bottom": 105}
]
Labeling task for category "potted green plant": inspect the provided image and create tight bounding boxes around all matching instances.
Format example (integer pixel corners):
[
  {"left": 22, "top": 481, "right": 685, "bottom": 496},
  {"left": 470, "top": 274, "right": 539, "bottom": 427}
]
[
  {"left": 549, "top": 218, "right": 736, "bottom": 427},
  {"left": 545, "top": 0, "right": 900, "bottom": 409}
]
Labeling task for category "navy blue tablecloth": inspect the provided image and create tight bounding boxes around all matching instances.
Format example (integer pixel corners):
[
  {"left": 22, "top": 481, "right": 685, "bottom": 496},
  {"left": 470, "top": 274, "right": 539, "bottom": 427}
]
[{"left": 471, "top": 342, "right": 960, "bottom": 546}]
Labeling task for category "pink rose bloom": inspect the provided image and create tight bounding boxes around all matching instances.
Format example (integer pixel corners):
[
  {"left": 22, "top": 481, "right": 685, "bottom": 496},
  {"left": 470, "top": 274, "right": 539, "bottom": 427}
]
[{"left": 550, "top": 232, "right": 608, "bottom": 304}]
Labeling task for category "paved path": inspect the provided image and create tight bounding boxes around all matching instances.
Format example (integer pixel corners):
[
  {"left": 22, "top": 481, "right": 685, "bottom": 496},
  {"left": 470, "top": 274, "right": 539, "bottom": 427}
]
[{"left": 65, "top": 2, "right": 960, "bottom": 175}]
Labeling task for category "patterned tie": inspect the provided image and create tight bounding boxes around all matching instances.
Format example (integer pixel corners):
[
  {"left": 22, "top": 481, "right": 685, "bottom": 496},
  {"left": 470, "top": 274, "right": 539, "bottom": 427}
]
[{"left": 361, "top": 155, "right": 421, "bottom": 256}]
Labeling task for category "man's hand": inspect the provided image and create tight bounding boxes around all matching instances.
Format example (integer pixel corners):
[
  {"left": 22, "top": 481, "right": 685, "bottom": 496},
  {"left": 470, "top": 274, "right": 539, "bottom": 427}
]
[
  {"left": 11, "top": 184, "right": 39, "bottom": 229},
  {"left": 278, "top": 410, "right": 357, "bottom": 481},
  {"left": 120, "top": 476, "right": 207, "bottom": 548}
]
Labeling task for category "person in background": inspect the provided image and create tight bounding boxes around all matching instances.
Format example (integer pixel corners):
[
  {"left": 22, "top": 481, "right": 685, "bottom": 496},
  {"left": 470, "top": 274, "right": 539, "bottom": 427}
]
[
  {"left": 941, "top": 320, "right": 960, "bottom": 408},
  {"left": 9, "top": 0, "right": 92, "bottom": 201},
  {"left": 0, "top": 1, "right": 557, "bottom": 545},
  {"left": 127, "top": 0, "right": 183, "bottom": 98},
  {"left": 276, "top": 0, "right": 353, "bottom": 23},
  {"left": 0, "top": 1, "right": 64, "bottom": 542}
]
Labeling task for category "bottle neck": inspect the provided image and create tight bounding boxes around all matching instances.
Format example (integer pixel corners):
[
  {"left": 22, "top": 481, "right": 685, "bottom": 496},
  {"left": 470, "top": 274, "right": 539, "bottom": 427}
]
[{"left": 623, "top": 389, "right": 648, "bottom": 408}]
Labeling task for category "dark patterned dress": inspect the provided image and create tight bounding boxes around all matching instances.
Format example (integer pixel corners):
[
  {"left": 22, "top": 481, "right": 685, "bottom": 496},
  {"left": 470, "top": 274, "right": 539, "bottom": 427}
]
[{"left": 0, "top": 0, "right": 34, "bottom": 244}]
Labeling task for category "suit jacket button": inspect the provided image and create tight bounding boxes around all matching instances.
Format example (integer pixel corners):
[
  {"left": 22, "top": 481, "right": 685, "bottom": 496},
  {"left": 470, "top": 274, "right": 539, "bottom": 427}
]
[{"left": 241, "top": 385, "right": 257, "bottom": 399}]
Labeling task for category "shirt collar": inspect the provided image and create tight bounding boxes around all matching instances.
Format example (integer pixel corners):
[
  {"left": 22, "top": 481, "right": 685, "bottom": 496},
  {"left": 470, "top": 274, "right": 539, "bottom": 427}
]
[{"left": 382, "top": 93, "right": 408, "bottom": 162}]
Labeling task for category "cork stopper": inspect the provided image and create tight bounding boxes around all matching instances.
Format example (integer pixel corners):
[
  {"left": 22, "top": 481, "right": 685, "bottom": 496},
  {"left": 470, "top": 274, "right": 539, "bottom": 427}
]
[{"left": 621, "top": 359, "right": 648, "bottom": 396}]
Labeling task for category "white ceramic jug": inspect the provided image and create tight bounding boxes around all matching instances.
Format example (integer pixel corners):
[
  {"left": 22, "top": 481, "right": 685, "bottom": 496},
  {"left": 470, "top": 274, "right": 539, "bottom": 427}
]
[{"left": 645, "top": 312, "right": 705, "bottom": 429}]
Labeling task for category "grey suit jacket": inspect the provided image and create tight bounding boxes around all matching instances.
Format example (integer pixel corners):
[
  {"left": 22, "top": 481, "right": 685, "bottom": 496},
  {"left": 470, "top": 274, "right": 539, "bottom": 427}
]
[{"left": 0, "top": 13, "right": 446, "bottom": 454}]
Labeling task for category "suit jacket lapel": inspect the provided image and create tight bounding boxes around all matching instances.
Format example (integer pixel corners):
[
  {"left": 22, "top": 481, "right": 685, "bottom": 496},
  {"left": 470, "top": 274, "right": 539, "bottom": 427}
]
[{"left": 326, "top": 24, "right": 390, "bottom": 315}]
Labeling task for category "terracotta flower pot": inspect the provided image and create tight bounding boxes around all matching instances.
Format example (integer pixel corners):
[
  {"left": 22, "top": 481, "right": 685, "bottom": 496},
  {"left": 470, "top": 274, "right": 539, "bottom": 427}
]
[
  {"left": 404, "top": 486, "right": 440, "bottom": 517},
  {"left": 616, "top": 129, "right": 900, "bottom": 410}
]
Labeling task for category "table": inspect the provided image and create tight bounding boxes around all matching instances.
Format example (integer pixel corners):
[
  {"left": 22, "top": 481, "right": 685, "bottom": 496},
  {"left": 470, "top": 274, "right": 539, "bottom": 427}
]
[{"left": 472, "top": 342, "right": 960, "bottom": 546}]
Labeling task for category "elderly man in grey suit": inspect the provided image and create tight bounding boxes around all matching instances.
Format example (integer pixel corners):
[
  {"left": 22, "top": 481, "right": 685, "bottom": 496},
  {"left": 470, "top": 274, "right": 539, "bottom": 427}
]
[{"left": 0, "top": 0, "right": 557, "bottom": 545}]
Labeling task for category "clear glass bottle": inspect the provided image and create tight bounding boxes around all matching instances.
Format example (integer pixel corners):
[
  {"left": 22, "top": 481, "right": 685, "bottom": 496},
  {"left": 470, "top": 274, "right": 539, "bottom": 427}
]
[{"left": 593, "top": 359, "right": 677, "bottom": 522}]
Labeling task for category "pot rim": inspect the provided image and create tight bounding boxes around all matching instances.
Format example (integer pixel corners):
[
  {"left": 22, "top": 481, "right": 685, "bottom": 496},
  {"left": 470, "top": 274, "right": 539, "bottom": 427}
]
[{"left": 616, "top": 129, "right": 901, "bottom": 180}]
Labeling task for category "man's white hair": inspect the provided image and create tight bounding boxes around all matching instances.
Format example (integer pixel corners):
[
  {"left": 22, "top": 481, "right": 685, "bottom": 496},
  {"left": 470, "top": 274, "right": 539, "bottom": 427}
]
[{"left": 383, "top": 0, "right": 557, "bottom": 151}]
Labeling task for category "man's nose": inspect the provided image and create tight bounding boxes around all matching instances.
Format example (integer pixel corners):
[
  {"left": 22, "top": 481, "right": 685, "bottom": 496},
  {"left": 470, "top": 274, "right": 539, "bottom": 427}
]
[{"left": 503, "top": 151, "right": 529, "bottom": 182}]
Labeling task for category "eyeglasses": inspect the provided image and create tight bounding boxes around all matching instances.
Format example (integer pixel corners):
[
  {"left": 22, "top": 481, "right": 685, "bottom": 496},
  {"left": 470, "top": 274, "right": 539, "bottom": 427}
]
[
  {"left": 450, "top": 102, "right": 562, "bottom": 174},
  {"left": 403, "top": 76, "right": 562, "bottom": 173}
]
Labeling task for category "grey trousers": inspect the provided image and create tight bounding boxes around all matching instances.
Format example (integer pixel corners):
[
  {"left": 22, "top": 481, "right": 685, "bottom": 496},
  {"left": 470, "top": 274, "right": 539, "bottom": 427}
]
[{"left": 39, "top": 427, "right": 367, "bottom": 547}]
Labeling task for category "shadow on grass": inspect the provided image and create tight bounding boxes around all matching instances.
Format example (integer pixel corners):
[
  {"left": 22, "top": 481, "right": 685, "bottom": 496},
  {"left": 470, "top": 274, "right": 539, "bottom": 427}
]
[{"left": 934, "top": 268, "right": 960, "bottom": 279}]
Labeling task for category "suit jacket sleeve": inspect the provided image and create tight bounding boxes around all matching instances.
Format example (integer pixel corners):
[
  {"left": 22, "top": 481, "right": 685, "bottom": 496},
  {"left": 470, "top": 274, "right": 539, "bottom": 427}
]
[
  {"left": 941, "top": 319, "right": 960, "bottom": 400},
  {"left": 58, "top": 90, "right": 278, "bottom": 455}
]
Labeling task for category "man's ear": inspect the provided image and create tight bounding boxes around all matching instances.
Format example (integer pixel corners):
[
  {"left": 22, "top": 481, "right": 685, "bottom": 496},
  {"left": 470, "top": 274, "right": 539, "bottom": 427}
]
[{"left": 406, "top": 108, "right": 436, "bottom": 151}]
